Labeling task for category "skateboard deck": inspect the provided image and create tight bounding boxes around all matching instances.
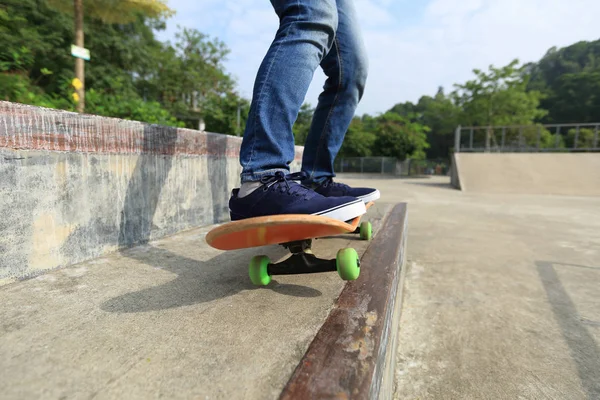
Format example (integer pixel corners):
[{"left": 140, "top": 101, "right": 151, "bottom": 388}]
[
  {"left": 205, "top": 201, "right": 374, "bottom": 286},
  {"left": 206, "top": 200, "right": 373, "bottom": 250}
]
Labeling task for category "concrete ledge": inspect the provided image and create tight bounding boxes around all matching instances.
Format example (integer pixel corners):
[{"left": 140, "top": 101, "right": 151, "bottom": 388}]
[
  {"left": 279, "top": 203, "right": 408, "bottom": 399},
  {"left": 0, "top": 101, "right": 303, "bottom": 283}
]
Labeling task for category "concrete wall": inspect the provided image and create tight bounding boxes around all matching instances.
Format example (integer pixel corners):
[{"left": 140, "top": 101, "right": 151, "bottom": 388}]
[
  {"left": 451, "top": 152, "right": 600, "bottom": 196},
  {"left": 0, "top": 101, "right": 302, "bottom": 283}
]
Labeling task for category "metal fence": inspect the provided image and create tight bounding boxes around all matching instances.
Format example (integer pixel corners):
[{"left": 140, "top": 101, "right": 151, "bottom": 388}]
[
  {"left": 333, "top": 157, "right": 450, "bottom": 176},
  {"left": 454, "top": 123, "right": 600, "bottom": 153},
  {"left": 334, "top": 157, "right": 398, "bottom": 174}
]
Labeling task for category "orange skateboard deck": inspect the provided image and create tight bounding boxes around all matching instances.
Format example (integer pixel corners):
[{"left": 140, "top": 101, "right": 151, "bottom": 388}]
[
  {"left": 206, "top": 201, "right": 374, "bottom": 250},
  {"left": 205, "top": 202, "right": 374, "bottom": 286}
]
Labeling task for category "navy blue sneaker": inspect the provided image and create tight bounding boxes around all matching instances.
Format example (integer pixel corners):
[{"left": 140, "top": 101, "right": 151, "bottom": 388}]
[
  {"left": 307, "top": 177, "right": 380, "bottom": 203},
  {"left": 229, "top": 172, "right": 366, "bottom": 222}
]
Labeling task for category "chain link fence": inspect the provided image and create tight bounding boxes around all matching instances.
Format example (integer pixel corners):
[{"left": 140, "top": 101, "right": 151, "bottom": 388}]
[
  {"left": 333, "top": 157, "right": 450, "bottom": 176},
  {"left": 334, "top": 157, "right": 397, "bottom": 174},
  {"left": 454, "top": 123, "right": 600, "bottom": 153}
]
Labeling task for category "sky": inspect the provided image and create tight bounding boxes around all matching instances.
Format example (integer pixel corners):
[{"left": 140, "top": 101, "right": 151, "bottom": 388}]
[{"left": 156, "top": 0, "right": 600, "bottom": 116}]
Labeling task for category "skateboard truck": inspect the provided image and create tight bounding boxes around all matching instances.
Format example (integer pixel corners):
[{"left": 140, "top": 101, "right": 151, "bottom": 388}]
[
  {"left": 248, "top": 238, "right": 362, "bottom": 286},
  {"left": 267, "top": 240, "right": 339, "bottom": 276}
]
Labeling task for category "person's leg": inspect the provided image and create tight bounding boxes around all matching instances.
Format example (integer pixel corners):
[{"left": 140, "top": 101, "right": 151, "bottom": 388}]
[
  {"left": 229, "top": 0, "right": 366, "bottom": 221},
  {"left": 300, "top": 0, "right": 367, "bottom": 183},
  {"left": 239, "top": 0, "right": 338, "bottom": 183},
  {"left": 300, "top": 0, "right": 379, "bottom": 202}
]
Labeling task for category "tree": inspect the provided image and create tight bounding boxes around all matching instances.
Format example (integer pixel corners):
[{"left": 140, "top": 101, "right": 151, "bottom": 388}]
[
  {"left": 46, "top": 0, "right": 174, "bottom": 112},
  {"left": 388, "top": 101, "right": 417, "bottom": 117},
  {"left": 388, "top": 87, "right": 461, "bottom": 159},
  {"left": 452, "top": 59, "right": 547, "bottom": 150},
  {"left": 202, "top": 93, "right": 250, "bottom": 135},
  {"left": 546, "top": 72, "right": 600, "bottom": 123},
  {"left": 145, "top": 27, "right": 238, "bottom": 132},
  {"left": 292, "top": 103, "right": 314, "bottom": 145},
  {"left": 0, "top": 0, "right": 73, "bottom": 106},
  {"left": 417, "top": 88, "right": 461, "bottom": 158},
  {"left": 525, "top": 39, "right": 600, "bottom": 123},
  {"left": 338, "top": 116, "right": 377, "bottom": 157},
  {"left": 372, "top": 112, "right": 430, "bottom": 160},
  {"left": 566, "top": 127, "right": 598, "bottom": 149}
]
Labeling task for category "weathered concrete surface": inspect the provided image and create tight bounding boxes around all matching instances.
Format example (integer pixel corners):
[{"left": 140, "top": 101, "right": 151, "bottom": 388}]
[
  {"left": 376, "top": 176, "right": 600, "bottom": 399},
  {"left": 0, "top": 101, "right": 303, "bottom": 282},
  {"left": 452, "top": 153, "right": 600, "bottom": 196},
  {"left": 0, "top": 202, "right": 388, "bottom": 400},
  {"left": 280, "top": 204, "right": 407, "bottom": 400},
  {"left": 0, "top": 148, "right": 239, "bottom": 283}
]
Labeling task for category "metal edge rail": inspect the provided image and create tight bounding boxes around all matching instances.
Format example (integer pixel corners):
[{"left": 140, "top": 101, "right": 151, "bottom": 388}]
[{"left": 279, "top": 203, "right": 409, "bottom": 400}]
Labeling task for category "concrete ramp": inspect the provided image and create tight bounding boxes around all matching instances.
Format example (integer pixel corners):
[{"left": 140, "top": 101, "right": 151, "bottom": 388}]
[{"left": 451, "top": 153, "right": 600, "bottom": 196}]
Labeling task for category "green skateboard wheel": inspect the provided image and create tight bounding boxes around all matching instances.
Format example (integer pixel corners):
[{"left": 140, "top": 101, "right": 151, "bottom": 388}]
[
  {"left": 249, "top": 255, "right": 271, "bottom": 286},
  {"left": 336, "top": 248, "right": 360, "bottom": 281},
  {"left": 359, "top": 221, "right": 372, "bottom": 241}
]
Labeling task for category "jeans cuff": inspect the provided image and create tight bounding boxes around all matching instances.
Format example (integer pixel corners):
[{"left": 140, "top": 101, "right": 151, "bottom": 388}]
[
  {"left": 241, "top": 168, "right": 290, "bottom": 183},
  {"left": 301, "top": 171, "right": 335, "bottom": 186}
]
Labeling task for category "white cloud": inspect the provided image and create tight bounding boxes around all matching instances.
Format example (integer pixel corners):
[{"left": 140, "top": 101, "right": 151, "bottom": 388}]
[{"left": 161, "top": 0, "right": 600, "bottom": 115}]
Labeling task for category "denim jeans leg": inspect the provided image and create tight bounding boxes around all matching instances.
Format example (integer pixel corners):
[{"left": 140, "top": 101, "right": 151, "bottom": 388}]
[
  {"left": 239, "top": 0, "right": 339, "bottom": 183},
  {"left": 301, "top": 0, "right": 368, "bottom": 184}
]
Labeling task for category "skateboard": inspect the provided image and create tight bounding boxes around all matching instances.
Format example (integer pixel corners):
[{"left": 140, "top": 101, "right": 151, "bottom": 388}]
[{"left": 205, "top": 202, "right": 374, "bottom": 286}]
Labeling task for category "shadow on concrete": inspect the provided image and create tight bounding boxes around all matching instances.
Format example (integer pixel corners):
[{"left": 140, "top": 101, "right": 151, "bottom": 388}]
[
  {"left": 107, "top": 125, "right": 318, "bottom": 312},
  {"left": 117, "top": 126, "right": 234, "bottom": 249},
  {"left": 269, "top": 281, "right": 322, "bottom": 298},
  {"left": 206, "top": 132, "right": 232, "bottom": 225},
  {"left": 101, "top": 245, "right": 320, "bottom": 313},
  {"left": 117, "top": 124, "right": 179, "bottom": 248},
  {"left": 535, "top": 261, "right": 600, "bottom": 399}
]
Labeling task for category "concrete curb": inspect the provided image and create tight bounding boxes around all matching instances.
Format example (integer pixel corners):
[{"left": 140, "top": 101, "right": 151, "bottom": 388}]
[{"left": 279, "top": 203, "right": 408, "bottom": 399}]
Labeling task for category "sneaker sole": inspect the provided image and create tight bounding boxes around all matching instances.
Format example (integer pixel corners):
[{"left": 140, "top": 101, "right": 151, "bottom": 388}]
[
  {"left": 358, "top": 189, "right": 380, "bottom": 203},
  {"left": 314, "top": 199, "right": 366, "bottom": 222}
]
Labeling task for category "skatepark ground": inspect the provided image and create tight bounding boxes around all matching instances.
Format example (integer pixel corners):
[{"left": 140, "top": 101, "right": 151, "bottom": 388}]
[
  {"left": 1, "top": 175, "right": 599, "bottom": 399},
  {"left": 388, "top": 175, "right": 600, "bottom": 399}
]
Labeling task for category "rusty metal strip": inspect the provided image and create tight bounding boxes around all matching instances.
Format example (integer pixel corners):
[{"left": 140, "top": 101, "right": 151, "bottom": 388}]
[{"left": 279, "top": 203, "right": 408, "bottom": 400}]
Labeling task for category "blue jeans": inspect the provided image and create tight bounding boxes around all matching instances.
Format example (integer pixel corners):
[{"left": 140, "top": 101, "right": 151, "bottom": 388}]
[{"left": 239, "top": 0, "right": 368, "bottom": 184}]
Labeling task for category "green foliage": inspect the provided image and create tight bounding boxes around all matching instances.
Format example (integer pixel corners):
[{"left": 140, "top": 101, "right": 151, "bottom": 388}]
[
  {"left": 389, "top": 87, "right": 461, "bottom": 159},
  {"left": 339, "top": 116, "right": 377, "bottom": 157},
  {"left": 493, "top": 124, "right": 564, "bottom": 150},
  {"left": 371, "top": 113, "right": 430, "bottom": 160},
  {"left": 85, "top": 80, "right": 182, "bottom": 127},
  {"left": 0, "top": 0, "right": 239, "bottom": 132},
  {"left": 0, "top": 73, "right": 72, "bottom": 109},
  {"left": 546, "top": 72, "right": 600, "bottom": 123},
  {"left": 452, "top": 59, "right": 547, "bottom": 127},
  {"left": 0, "top": 0, "right": 74, "bottom": 95},
  {"left": 419, "top": 87, "right": 461, "bottom": 136},
  {"left": 202, "top": 94, "right": 250, "bottom": 135},
  {"left": 157, "top": 28, "right": 234, "bottom": 114},
  {"left": 292, "top": 103, "right": 314, "bottom": 145},
  {"left": 566, "top": 128, "right": 598, "bottom": 149},
  {"left": 526, "top": 40, "right": 600, "bottom": 123},
  {"left": 46, "top": 0, "right": 173, "bottom": 24}
]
